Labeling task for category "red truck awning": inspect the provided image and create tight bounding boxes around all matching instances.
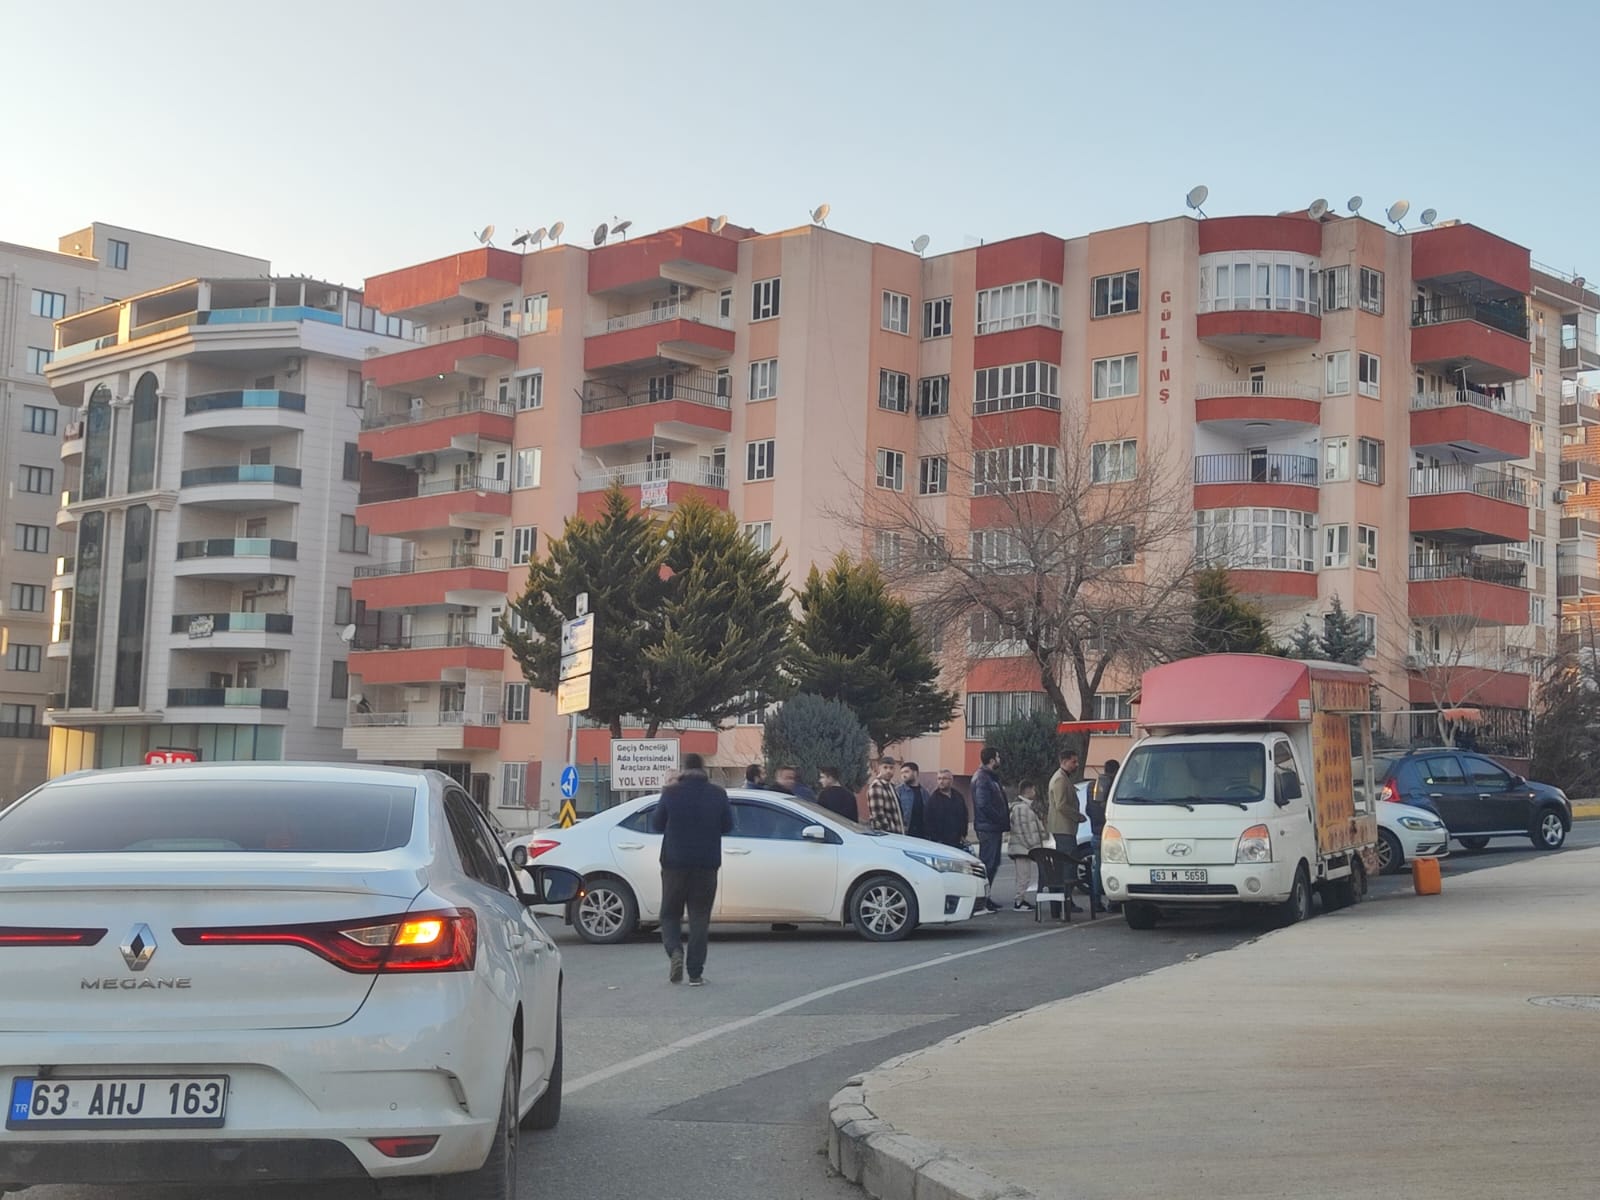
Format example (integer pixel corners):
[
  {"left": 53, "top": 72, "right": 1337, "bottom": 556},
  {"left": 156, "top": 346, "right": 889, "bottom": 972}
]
[{"left": 1137, "top": 655, "right": 1370, "bottom": 729}]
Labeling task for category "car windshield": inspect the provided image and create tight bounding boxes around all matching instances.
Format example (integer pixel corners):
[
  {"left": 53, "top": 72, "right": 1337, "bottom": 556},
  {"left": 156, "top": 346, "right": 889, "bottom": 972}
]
[
  {"left": 0, "top": 779, "right": 417, "bottom": 854},
  {"left": 788, "top": 798, "right": 871, "bottom": 834},
  {"left": 1114, "top": 743, "right": 1267, "bottom": 805}
]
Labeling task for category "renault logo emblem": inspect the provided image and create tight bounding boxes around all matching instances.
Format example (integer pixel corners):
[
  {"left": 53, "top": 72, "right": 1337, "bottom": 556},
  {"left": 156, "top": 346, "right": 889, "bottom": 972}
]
[
  {"left": 1166, "top": 842, "right": 1194, "bottom": 857},
  {"left": 120, "top": 924, "right": 157, "bottom": 972}
]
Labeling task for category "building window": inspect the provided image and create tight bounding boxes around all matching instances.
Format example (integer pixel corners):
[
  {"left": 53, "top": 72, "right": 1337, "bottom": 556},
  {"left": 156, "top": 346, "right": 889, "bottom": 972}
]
[
  {"left": 23, "top": 405, "right": 58, "bottom": 435},
  {"left": 515, "top": 372, "right": 543, "bottom": 411},
  {"left": 1357, "top": 437, "right": 1384, "bottom": 484},
  {"left": 749, "top": 358, "right": 780, "bottom": 401},
  {"left": 1530, "top": 537, "right": 1545, "bottom": 568},
  {"left": 874, "top": 530, "right": 903, "bottom": 568},
  {"left": 1352, "top": 613, "right": 1377, "bottom": 658},
  {"left": 500, "top": 300, "right": 514, "bottom": 328},
  {"left": 752, "top": 277, "right": 781, "bottom": 321},
  {"left": 1359, "top": 267, "right": 1384, "bottom": 315},
  {"left": 1092, "top": 693, "right": 1133, "bottom": 733},
  {"left": 1323, "top": 525, "right": 1350, "bottom": 568},
  {"left": 1532, "top": 596, "right": 1547, "bottom": 626},
  {"left": 342, "top": 443, "right": 360, "bottom": 482},
  {"left": 747, "top": 439, "right": 775, "bottom": 482},
  {"left": 976, "top": 280, "right": 1061, "bottom": 335},
  {"left": 1199, "top": 251, "right": 1321, "bottom": 314},
  {"left": 6, "top": 644, "right": 42, "bottom": 673},
  {"left": 1091, "top": 354, "right": 1139, "bottom": 400},
  {"left": 107, "top": 238, "right": 129, "bottom": 269},
  {"left": 339, "top": 514, "right": 370, "bottom": 554},
  {"left": 976, "top": 361, "right": 1061, "bottom": 413},
  {"left": 1, "top": 703, "right": 38, "bottom": 736},
  {"left": 1323, "top": 436, "right": 1350, "bottom": 482},
  {"left": 875, "top": 449, "right": 905, "bottom": 491},
  {"left": 331, "top": 661, "right": 349, "bottom": 701},
  {"left": 515, "top": 448, "right": 541, "bottom": 488},
  {"left": 10, "top": 584, "right": 47, "bottom": 612},
  {"left": 973, "top": 444, "right": 1057, "bottom": 495},
  {"left": 1195, "top": 508, "right": 1317, "bottom": 573},
  {"left": 521, "top": 293, "right": 548, "bottom": 334},
  {"left": 915, "top": 533, "right": 948, "bottom": 574},
  {"left": 1092, "top": 271, "right": 1140, "bottom": 318},
  {"left": 923, "top": 297, "right": 952, "bottom": 339},
  {"left": 498, "top": 762, "right": 527, "bottom": 809},
  {"left": 20, "top": 465, "right": 53, "bottom": 494},
  {"left": 347, "top": 370, "right": 364, "bottom": 409},
  {"left": 504, "top": 683, "right": 530, "bottom": 723},
  {"left": 1325, "top": 351, "right": 1351, "bottom": 396},
  {"left": 512, "top": 525, "right": 536, "bottom": 565},
  {"left": 743, "top": 521, "right": 773, "bottom": 551},
  {"left": 1090, "top": 439, "right": 1137, "bottom": 484},
  {"left": 964, "top": 690, "right": 1047, "bottom": 740},
  {"left": 718, "top": 289, "right": 733, "bottom": 320},
  {"left": 335, "top": 586, "right": 353, "bottom": 626},
  {"left": 917, "top": 375, "right": 950, "bottom": 418},
  {"left": 1358, "top": 525, "right": 1378, "bottom": 568},
  {"left": 25, "top": 347, "right": 52, "bottom": 375},
  {"left": 882, "top": 291, "right": 910, "bottom": 334},
  {"left": 14, "top": 524, "right": 49, "bottom": 554},
  {"left": 1322, "top": 266, "right": 1350, "bottom": 311},
  {"left": 918, "top": 455, "right": 948, "bottom": 496},
  {"left": 969, "top": 610, "right": 1026, "bottom": 657},
  {"left": 878, "top": 369, "right": 910, "bottom": 413},
  {"left": 30, "top": 289, "right": 66, "bottom": 319},
  {"left": 1095, "top": 525, "right": 1137, "bottom": 567},
  {"left": 736, "top": 694, "right": 769, "bottom": 726},
  {"left": 1358, "top": 352, "right": 1381, "bottom": 399},
  {"left": 970, "top": 528, "right": 1028, "bottom": 571}
]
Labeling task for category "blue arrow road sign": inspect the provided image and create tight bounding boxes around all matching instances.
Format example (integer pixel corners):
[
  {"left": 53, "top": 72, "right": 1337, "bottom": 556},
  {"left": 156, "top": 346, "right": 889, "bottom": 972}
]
[{"left": 559, "top": 765, "right": 579, "bottom": 799}]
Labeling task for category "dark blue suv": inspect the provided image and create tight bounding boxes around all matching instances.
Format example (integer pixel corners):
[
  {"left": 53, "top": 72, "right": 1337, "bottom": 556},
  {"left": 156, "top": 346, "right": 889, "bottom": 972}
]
[{"left": 1375, "top": 750, "right": 1571, "bottom": 851}]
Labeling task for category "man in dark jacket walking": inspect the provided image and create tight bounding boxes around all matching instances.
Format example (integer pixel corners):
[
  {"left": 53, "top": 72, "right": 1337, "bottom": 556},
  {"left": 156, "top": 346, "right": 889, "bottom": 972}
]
[
  {"left": 922, "top": 769, "right": 969, "bottom": 850},
  {"left": 971, "top": 747, "right": 1009, "bottom": 914},
  {"left": 815, "top": 766, "right": 859, "bottom": 824},
  {"left": 652, "top": 753, "right": 732, "bottom": 986}
]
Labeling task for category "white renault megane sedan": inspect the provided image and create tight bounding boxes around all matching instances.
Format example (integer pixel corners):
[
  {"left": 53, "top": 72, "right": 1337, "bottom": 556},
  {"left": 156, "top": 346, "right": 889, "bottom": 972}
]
[
  {"left": 0, "top": 762, "right": 580, "bottom": 1198},
  {"left": 511, "top": 788, "right": 989, "bottom": 943}
]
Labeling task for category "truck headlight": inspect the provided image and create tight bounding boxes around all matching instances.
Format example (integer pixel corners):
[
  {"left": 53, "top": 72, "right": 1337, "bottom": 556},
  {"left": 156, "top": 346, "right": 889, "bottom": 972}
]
[
  {"left": 1100, "top": 826, "right": 1127, "bottom": 864},
  {"left": 1236, "top": 823, "right": 1272, "bottom": 864}
]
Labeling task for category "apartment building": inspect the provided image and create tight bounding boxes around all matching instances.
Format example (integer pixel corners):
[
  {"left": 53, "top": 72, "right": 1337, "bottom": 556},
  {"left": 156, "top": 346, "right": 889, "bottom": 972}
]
[
  {"left": 40, "top": 275, "right": 410, "bottom": 776},
  {"left": 0, "top": 224, "right": 267, "bottom": 802},
  {"left": 348, "top": 207, "right": 1561, "bottom": 819}
]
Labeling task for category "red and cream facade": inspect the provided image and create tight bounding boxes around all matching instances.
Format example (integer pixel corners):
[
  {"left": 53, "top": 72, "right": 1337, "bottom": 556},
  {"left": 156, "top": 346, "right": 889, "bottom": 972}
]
[{"left": 347, "top": 211, "right": 1562, "bottom": 818}]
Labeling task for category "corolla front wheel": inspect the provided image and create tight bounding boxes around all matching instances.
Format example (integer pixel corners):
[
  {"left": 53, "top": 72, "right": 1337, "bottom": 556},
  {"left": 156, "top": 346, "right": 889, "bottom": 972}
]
[
  {"left": 850, "top": 874, "right": 919, "bottom": 942},
  {"left": 572, "top": 875, "right": 639, "bottom": 944}
]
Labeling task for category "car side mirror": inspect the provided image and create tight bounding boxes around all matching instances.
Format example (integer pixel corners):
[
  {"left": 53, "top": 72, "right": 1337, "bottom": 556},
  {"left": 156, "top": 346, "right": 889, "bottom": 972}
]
[
  {"left": 523, "top": 864, "right": 583, "bottom": 906},
  {"left": 1510, "top": 775, "right": 1526, "bottom": 789},
  {"left": 1276, "top": 772, "right": 1302, "bottom": 804},
  {"left": 801, "top": 824, "right": 829, "bottom": 842}
]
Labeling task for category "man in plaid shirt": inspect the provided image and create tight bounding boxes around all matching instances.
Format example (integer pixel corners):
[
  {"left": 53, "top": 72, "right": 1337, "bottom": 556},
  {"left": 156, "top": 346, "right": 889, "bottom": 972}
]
[{"left": 867, "top": 757, "right": 905, "bottom": 834}]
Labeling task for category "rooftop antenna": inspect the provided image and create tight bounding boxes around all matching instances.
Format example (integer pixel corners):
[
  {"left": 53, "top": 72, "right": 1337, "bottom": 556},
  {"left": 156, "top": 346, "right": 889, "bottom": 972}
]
[
  {"left": 1185, "top": 185, "right": 1209, "bottom": 218},
  {"left": 612, "top": 219, "right": 632, "bottom": 240},
  {"left": 811, "top": 203, "right": 830, "bottom": 227},
  {"left": 549, "top": 221, "right": 566, "bottom": 244},
  {"left": 1307, "top": 198, "right": 1329, "bottom": 221},
  {"left": 1419, "top": 208, "right": 1438, "bottom": 228},
  {"left": 474, "top": 225, "right": 495, "bottom": 246},
  {"left": 592, "top": 221, "right": 609, "bottom": 247},
  {"left": 1347, "top": 195, "right": 1364, "bottom": 215},
  {"left": 1386, "top": 200, "right": 1410, "bottom": 231},
  {"left": 530, "top": 225, "right": 548, "bottom": 249},
  {"left": 710, "top": 214, "right": 729, "bottom": 235},
  {"left": 911, "top": 234, "right": 930, "bottom": 256},
  {"left": 511, "top": 229, "right": 533, "bottom": 250}
]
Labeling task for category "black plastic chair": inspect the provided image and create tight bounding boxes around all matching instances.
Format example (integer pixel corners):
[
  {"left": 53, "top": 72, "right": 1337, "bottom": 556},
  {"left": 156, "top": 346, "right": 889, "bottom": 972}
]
[{"left": 1028, "top": 847, "right": 1097, "bottom": 923}]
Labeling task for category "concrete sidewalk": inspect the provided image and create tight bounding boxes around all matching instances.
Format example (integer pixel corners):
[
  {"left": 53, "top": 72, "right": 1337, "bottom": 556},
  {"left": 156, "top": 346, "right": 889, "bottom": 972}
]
[{"left": 829, "top": 848, "right": 1600, "bottom": 1200}]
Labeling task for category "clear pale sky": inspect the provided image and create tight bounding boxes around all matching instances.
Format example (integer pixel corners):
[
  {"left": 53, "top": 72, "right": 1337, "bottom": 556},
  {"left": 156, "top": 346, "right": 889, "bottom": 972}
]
[{"left": 4, "top": 0, "right": 1596, "bottom": 286}]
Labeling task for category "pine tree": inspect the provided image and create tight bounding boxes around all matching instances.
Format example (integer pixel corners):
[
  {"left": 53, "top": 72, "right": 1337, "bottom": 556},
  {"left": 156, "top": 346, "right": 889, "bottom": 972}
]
[
  {"left": 1532, "top": 653, "right": 1600, "bottom": 796},
  {"left": 1318, "top": 594, "right": 1372, "bottom": 665},
  {"left": 984, "top": 710, "right": 1069, "bottom": 798},
  {"left": 1284, "top": 619, "right": 1324, "bottom": 660},
  {"left": 763, "top": 693, "right": 872, "bottom": 792},
  {"left": 1190, "top": 565, "right": 1276, "bottom": 656}
]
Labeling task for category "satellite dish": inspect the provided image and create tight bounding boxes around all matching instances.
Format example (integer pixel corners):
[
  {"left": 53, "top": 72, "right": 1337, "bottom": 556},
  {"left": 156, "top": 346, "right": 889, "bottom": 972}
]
[
  {"left": 1386, "top": 200, "right": 1410, "bottom": 228},
  {"left": 531, "top": 226, "right": 547, "bottom": 247},
  {"left": 912, "top": 234, "right": 930, "bottom": 255},
  {"left": 339, "top": 624, "right": 357, "bottom": 644},
  {"left": 612, "top": 219, "right": 632, "bottom": 239},
  {"left": 1347, "top": 195, "right": 1363, "bottom": 215},
  {"left": 710, "top": 214, "right": 729, "bottom": 234},
  {"left": 475, "top": 225, "right": 495, "bottom": 246},
  {"left": 511, "top": 230, "right": 532, "bottom": 249},
  {"left": 811, "top": 203, "right": 830, "bottom": 226},
  {"left": 592, "top": 222, "right": 609, "bottom": 246},
  {"left": 549, "top": 221, "right": 565, "bottom": 243},
  {"left": 1185, "top": 185, "right": 1209, "bottom": 217},
  {"left": 1419, "top": 208, "right": 1438, "bottom": 227},
  {"left": 1307, "top": 198, "right": 1329, "bottom": 221}
]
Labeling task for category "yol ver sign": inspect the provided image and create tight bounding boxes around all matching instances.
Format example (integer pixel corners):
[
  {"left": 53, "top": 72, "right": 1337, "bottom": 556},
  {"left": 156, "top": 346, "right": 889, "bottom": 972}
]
[{"left": 610, "top": 738, "right": 679, "bottom": 791}]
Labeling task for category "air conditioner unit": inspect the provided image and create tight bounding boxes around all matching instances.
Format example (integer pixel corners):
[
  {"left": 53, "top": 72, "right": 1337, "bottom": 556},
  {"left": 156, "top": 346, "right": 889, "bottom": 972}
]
[
  {"left": 257, "top": 576, "right": 280, "bottom": 593},
  {"left": 461, "top": 529, "right": 479, "bottom": 545},
  {"left": 416, "top": 454, "right": 436, "bottom": 473},
  {"left": 1555, "top": 488, "right": 1571, "bottom": 504},
  {"left": 1403, "top": 654, "right": 1427, "bottom": 670},
  {"left": 473, "top": 302, "right": 486, "bottom": 315},
  {"left": 260, "top": 651, "right": 277, "bottom": 668},
  {"left": 404, "top": 687, "right": 428, "bottom": 703}
]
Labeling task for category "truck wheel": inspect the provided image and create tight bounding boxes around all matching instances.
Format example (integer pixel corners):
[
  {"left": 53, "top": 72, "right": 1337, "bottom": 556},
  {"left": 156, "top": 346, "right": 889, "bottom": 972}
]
[
  {"left": 1122, "top": 902, "right": 1160, "bottom": 930},
  {"left": 1273, "top": 867, "right": 1312, "bottom": 927},
  {"left": 1376, "top": 830, "right": 1403, "bottom": 875}
]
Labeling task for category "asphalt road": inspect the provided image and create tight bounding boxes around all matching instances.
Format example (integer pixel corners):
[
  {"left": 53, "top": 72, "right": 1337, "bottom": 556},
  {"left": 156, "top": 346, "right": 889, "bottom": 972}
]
[{"left": 25, "top": 822, "right": 1599, "bottom": 1200}]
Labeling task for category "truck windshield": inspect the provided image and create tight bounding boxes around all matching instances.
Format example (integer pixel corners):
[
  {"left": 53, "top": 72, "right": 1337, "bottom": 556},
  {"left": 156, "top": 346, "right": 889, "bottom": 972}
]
[{"left": 1114, "top": 743, "right": 1266, "bottom": 806}]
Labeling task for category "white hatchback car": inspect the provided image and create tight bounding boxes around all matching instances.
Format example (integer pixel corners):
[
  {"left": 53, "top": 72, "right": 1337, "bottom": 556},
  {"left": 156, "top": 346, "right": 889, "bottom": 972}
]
[
  {"left": 0, "top": 762, "right": 580, "bottom": 1199},
  {"left": 1375, "top": 799, "right": 1451, "bottom": 874},
  {"left": 518, "top": 788, "right": 988, "bottom": 943}
]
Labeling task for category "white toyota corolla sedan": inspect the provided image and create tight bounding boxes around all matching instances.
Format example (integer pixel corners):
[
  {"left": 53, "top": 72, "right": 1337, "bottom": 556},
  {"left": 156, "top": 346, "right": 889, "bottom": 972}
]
[
  {"left": 513, "top": 788, "right": 988, "bottom": 943},
  {"left": 0, "top": 762, "right": 580, "bottom": 1198}
]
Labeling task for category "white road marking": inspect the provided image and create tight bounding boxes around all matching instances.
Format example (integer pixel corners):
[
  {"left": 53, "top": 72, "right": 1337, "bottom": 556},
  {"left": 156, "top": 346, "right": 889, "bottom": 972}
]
[{"left": 567, "top": 924, "right": 1085, "bottom": 1094}]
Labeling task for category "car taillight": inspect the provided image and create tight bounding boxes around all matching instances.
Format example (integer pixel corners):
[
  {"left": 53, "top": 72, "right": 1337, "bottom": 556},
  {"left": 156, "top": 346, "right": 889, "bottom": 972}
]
[
  {"left": 1378, "top": 781, "right": 1398, "bottom": 803},
  {"left": 173, "top": 909, "right": 476, "bottom": 974},
  {"left": 523, "top": 839, "right": 561, "bottom": 860},
  {"left": 0, "top": 926, "right": 107, "bottom": 947}
]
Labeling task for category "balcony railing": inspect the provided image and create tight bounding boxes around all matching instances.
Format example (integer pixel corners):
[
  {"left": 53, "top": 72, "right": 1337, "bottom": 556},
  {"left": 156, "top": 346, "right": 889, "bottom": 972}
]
[
  {"left": 359, "top": 476, "right": 512, "bottom": 504},
  {"left": 1557, "top": 575, "right": 1600, "bottom": 599},
  {"left": 1410, "top": 389, "right": 1531, "bottom": 423},
  {"left": 1560, "top": 459, "right": 1600, "bottom": 485},
  {"left": 1408, "top": 557, "right": 1527, "bottom": 587},
  {"left": 181, "top": 465, "right": 303, "bottom": 487},
  {"left": 186, "top": 389, "right": 307, "bottom": 415},
  {"left": 1193, "top": 453, "right": 1319, "bottom": 486},
  {"left": 580, "top": 369, "right": 732, "bottom": 414},
  {"left": 586, "top": 299, "right": 733, "bottom": 338},
  {"left": 167, "top": 688, "right": 290, "bottom": 709},
  {"left": 175, "top": 537, "right": 298, "bottom": 561},
  {"left": 351, "top": 631, "right": 503, "bottom": 652},
  {"left": 52, "top": 333, "right": 120, "bottom": 362},
  {"left": 1560, "top": 517, "right": 1600, "bottom": 540},
  {"left": 406, "top": 319, "right": 516, "bottom": 347},
  {"left": 972, "top": 392, "right": 1062, "bottom": 416},
  {"left": 170, "top": 612, "right": 295, "bottom": 635},
  {"left": 1411, "top": 298, "right": 1530, "bottom": 340},
  {"left": 355, "top": 553, "right": 508, "bottom": 579},
  {"left": 1408, "top": 465, "right": 1528, "bottom": 504},
  {"left": 1194, "top": 381, "right": 1321, "bottom": 401},
  {"left": 0, "top": 722, "right": 47, "bottom": 740},
  {"left": 361, "top": 392, "right": 514, "bottom": 431},
  {"left": 347, "top": 710, "right": 501, "bottom": 728},
  {"left": 578, "top": 460, "right": 728, "bottom": 492}
]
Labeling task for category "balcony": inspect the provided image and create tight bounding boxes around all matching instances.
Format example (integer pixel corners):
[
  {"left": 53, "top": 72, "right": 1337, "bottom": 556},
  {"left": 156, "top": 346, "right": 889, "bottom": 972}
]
[
  {"left": 1194, "top": 381, "right": 1321, "bottom": 434},
  {"left": 362, "top": 247, "right": 522, "bottom": 320},
  {"left": 1411, "top": 300, "right": 1531, "bottom": 384},
  {"left": 1560, "top": 454, "right": 1600, "bottom": 486},
  {"left": 576, "top": 460, "right": 728, "bottom": 518},
  {"left": 167, "top": 687, "right": 290, "bottom": 710},
  {"left": 358, "top": 476, "right": 512, "bottom": 538},
  {"left": 1561, "top": 516, "right": 1600, "bottom": 541},
  {"left": 353, "top": 554, "right": 508, "bottom": 609},
  {"left": 55, "top": 491, "right": 80, "bottom": 530},
  {"left": 343, "top": 709, "right": 502, "bottom": 760},
  {"left": 1410, "top": 390, "right": 1530, "bottom": 462},
  {"left": 349, "top": 631, "right": 504, "bottom": 686},
  {"left": 1408, "top": 558, "right": 1528, "bottom": 627},
  {"left": 173, "top": 537, "right": 297, "bottom": 579},
  {"left": 1560, "top": 326, "right": 1600, "bottom": 373},
  {"left": 1220, "top": 567, "right": 1318, "bottom": 601},
  {"left": 1193, "top": 452, "right": 1319, "bottom": 512},
  {"left": 179, "top": 463, "right": 302, "bottom": 510},
  {"left": 1410, "top": 224, "right": 1530, "bottom": 297},
  {"left": 1558, "top": 573, "right": 1600, "bottom": 599},
  {"left": 364, "top": 321, "right": 517, "bottom": 390},
  {"left": 184, "top": 389, "right": 307, "bottom": 435},
  {"left": 580, "top": 370, "right": 733, "bottom": 449},
  {"left": 587, "top": 226, "right": 739, "bottom": 295},
  {"left": 360, "top": 394, "right": 515, "bottom": 464},
  {"left": 584, "top": 300, "right": 735, "bottom": 372},
  {"left": 1409, "top": 465, "right": 1528, "bottom": 544},
  {"left": 1560, "top": 386, "right": 1600, "bottom": 427},
  {"left": 170, "top": 611, "right": 295, "bottom": 649},
  {"left": 53, "top": 555, "right": 74, "bottom": 590},
  {"left": 60, "top": 419, "right": 84, "bottom": 460}
]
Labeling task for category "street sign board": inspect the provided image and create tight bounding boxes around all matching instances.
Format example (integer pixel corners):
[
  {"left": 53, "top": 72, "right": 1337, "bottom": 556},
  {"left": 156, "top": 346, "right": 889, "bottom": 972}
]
[
  {"left": 145, "top": 748, "right": 199, "bottom": 766},
  {"left": 610, "top": 737, "right": 679, "bottom": 791},
  {"left": 558, "top": 647, "right": 593, "bottom": 681},
  {"left": 641, "top": 478, "right": 668, "bottom": 509},
  {"left": 556, "top": 673, "right": 591, "bottom": 716},
  {"left": 560, "top": 614, "right": 594, "bottom": 656},
  {"left": 559, "top": 765, "right": 579, "bottom": 799}
]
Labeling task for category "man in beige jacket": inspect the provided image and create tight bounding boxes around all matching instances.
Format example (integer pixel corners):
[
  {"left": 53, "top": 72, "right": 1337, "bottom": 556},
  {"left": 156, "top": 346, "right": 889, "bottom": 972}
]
[{"left": 1046, "top": 749, "right": 1083, "bottom": 915}]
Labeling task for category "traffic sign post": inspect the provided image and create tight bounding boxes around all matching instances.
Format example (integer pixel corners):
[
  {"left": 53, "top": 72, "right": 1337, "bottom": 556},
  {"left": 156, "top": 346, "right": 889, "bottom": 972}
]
[
  {"left": 559, "top": 765, "right": 579, "bottom": 800},
  {"left": 557, "top": 603, "right": 596, "bottom": 826}
]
